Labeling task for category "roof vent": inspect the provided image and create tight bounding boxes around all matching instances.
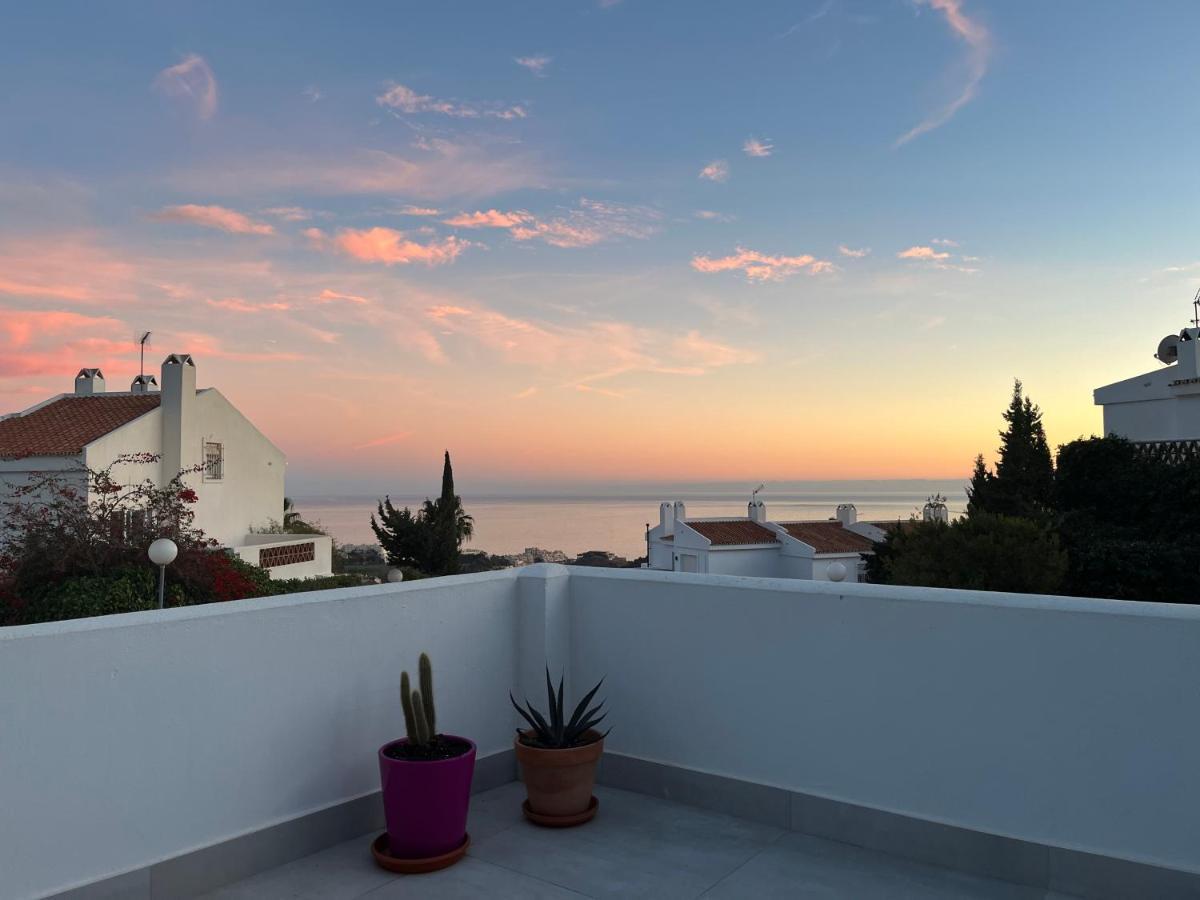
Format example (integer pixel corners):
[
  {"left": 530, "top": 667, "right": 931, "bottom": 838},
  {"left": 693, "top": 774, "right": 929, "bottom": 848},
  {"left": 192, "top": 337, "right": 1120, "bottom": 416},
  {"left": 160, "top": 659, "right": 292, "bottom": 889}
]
[
  {"left": 74, "top": 368, "right": 106, "bottom": 396},
  {"left": 131, "top": 374, "right": 159, "bottom": 394},
  {"left": 163, "top": 353, "right": 195, "bottom": 367}
]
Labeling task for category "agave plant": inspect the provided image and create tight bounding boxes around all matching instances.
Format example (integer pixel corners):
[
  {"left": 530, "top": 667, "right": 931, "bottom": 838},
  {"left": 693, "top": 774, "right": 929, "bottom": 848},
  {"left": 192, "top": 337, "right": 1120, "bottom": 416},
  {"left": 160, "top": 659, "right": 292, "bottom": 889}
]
[{"left": 510, "top": 668, "right": 608, "bottom": 749}]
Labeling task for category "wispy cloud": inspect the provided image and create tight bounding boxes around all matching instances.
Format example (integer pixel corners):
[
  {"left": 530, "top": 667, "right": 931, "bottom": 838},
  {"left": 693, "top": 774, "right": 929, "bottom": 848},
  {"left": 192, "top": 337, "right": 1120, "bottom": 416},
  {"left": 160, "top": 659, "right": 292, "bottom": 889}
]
[
  {"left": 355, "top": 431, "right": 411, "bottom": 450},
  {"left": 398, "top": 205, "right": 441, "bottom": 217},
  {"left": 931, "top": 237, "right": 959, "bottom": 246},
  {"left": 699, "top": 160, "right": 730, "bottom": 182},
  {"left": 691, "top": 247, "right": 833, "bottom": 282},
  {"left": 838, "top": 245, "right": 870, "bottom": 258},
  {"left": 317, "top": 288, "right": 370, "bottom": 304},
  {"left": 0, "top": 310, "right": 130, "bottom": 377},
  {"left": 376, "top": 82, "right": 527, "bottom": 120},
  {"left": 695, "top": 210, "right": 735, "bottom": 222},
  {"left": 151, "top": 204, "right": 275, "bottom": 235},
  {"left": 895, "top": 0, "right": 990, "bottom": 147},
  {"left": 0, "top": 235, "right": 138, "bottom": 303},
  {"left": 780, "top": 0, "right": 836, "bottom": 37},
  {"left": 206, "top": 297, "right": 291, "bottom": 313},
  {"left": 743, "top": 137, "right": 774, "bottom": 158},
  {"left": 262, "top": 206, "right": 314, "bottom": 222},
  {"left": 442, "top": 199, "right": 660, "bottom": 248},
  {"left": 166, "top": 141, "right": 546, "bottom": 201},
  {"left": 302, "top": 85, "right": 323, "bottom": 102},
  {"left": 153, "top": 54, "right": 218, "bottom": 120},
  {"left": 515, "top": 55, "right": 552, "bottom": 77},
  {"left": 897, "top": 245, "right": 951, "bottom": 261},
  {"left": 308, "top": 226, "right": 469, "bottom": 266}
]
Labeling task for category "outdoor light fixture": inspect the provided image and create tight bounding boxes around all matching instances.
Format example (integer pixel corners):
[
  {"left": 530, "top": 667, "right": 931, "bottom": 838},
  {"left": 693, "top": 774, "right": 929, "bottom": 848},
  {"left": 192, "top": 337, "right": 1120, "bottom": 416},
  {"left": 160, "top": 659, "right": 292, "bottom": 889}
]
[
  {"left": 148, "top": 538, "right": 178, "bottom": 609},
  {"left": 386, "top": 568, "right": 405, "bottom": 583}
]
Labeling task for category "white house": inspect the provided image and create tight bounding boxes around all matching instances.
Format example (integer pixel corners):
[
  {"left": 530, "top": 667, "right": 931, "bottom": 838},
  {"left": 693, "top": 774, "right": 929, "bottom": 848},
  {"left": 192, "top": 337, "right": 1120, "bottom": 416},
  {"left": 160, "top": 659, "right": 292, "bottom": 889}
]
[
  {"left": 0, "top": 354, "right": 331, "bottom": 579},
  {"left": 646, "top": 498, "right": 926, "bottom": 581},
  {"left": 1094, "top": 320, "right": 1200, "bottom": 444}
]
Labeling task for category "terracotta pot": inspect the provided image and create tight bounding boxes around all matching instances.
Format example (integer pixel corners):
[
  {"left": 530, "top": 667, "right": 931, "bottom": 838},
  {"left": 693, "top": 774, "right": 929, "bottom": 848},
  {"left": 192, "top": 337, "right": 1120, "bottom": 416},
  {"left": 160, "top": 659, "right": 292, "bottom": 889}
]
[{"left": 515, "top": 729, "right": 604, "bottom": 818}]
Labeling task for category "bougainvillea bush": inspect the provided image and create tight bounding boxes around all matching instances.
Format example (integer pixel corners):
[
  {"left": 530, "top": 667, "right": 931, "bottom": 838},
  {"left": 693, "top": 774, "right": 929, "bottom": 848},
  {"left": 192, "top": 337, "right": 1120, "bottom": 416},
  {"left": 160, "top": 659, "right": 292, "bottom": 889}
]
[{"left": 0, "top": 454, "right": 274, "bottom": 625}]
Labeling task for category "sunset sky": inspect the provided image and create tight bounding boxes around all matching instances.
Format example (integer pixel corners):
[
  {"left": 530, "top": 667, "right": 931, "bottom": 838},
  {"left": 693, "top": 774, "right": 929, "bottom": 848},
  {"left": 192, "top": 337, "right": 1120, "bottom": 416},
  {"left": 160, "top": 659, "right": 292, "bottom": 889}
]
[{"left": 2, "top": 1, "right": 1198, "bottom": 493}]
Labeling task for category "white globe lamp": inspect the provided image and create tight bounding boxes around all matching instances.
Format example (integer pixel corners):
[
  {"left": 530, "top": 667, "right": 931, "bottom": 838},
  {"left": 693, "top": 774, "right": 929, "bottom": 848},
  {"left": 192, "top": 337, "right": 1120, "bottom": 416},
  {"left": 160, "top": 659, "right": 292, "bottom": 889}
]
[
  {"left": 148, "top": 538, "right": 178, "bottom": 609},
  {"left": 386, "top": 568, "right": 405, "bottom": 583},
  {"left": 827, "top": 561, "right": 848, "bottom": 583}
]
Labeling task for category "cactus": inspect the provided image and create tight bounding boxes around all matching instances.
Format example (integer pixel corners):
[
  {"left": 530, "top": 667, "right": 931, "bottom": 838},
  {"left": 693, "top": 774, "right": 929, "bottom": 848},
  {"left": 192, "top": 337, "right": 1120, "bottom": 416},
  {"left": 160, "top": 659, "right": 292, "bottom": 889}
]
[
  {"left": 400, "top": 653, "right": 438, "bottom": 748},
  {"left": 419, "top": 652, "right": 436, "bottom": 736}
]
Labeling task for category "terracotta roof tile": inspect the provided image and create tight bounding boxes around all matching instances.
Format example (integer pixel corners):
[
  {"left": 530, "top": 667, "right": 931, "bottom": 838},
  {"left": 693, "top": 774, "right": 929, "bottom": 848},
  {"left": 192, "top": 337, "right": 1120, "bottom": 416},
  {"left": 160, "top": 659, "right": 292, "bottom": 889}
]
[
  {"left": 780, "top": 521, "right": 877, "bottom": 554},
  {"left": 686, "top": 519, "right": 779, "bottom": 546},
  {"left": 0, "top": 394, "right": 161, "bottom": 459}
]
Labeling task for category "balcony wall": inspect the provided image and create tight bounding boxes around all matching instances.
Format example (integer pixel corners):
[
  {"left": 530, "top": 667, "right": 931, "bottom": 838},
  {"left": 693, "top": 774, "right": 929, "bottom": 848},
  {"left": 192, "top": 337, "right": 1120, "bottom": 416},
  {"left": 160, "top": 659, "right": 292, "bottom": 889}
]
[
  {"left": 569, "top": 568, "right": 1200, "bottom": 876},
  {"left": 2, "top": 565, "right": 1199, "bottom": 899}
]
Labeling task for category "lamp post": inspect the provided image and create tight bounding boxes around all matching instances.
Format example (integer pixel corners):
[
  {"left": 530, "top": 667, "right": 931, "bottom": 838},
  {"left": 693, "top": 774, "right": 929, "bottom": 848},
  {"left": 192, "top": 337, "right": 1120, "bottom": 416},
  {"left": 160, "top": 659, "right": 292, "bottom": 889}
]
[{"left": 148, "top": 538, "right": 178, "bottom": 609}]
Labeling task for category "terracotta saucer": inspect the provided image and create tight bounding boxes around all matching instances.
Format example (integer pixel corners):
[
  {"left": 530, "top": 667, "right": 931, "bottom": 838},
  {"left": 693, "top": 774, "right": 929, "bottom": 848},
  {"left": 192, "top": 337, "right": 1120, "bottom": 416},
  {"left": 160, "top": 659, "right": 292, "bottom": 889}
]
[
  {"left": 522, "top": 795, "right": 599, "bottom": 828},
  {"left": 371, "top": 832, "right": 470, "bottom": 874}
]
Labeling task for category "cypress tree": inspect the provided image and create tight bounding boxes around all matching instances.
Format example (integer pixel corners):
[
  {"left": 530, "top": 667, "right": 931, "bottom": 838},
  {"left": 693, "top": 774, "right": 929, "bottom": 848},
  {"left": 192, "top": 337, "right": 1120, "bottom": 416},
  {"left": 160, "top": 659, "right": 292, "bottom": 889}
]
[{"left": 968, "top": 380, "right": 1055, "bottom": 520}]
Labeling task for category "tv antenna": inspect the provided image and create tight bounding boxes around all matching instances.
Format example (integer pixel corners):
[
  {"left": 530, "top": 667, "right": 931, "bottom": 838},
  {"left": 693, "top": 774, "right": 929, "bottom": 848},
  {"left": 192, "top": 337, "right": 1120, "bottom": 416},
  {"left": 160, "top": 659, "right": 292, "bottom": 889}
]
[
  {"left": 1192, "top": 288, "right": 1200, "bottom": 329},
  {"left": 137, "top": 332, "right": 151, "bottom": 379},
  {"left": 751, "top": 483, "right": 765, "bottom": 502}
]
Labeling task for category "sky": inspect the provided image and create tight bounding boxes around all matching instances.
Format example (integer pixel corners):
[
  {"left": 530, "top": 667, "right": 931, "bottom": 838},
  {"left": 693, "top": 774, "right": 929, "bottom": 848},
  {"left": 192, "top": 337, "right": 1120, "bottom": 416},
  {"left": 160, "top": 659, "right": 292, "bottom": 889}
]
[{"left": 1, "top": 0, "right": 1199, "bottom": 494}]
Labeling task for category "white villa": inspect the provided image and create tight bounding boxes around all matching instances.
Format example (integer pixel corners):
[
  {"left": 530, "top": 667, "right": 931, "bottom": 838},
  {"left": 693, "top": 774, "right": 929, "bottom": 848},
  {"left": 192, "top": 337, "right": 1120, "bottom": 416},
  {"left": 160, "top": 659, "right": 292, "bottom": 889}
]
[
  {"left": 0, "top": 354, "right": 331, "bottom": 578},
  {"left": 1094, "top": 320, "right": 1200, "bottom": 444},
  {"left": 646, "top": 497, "right": 945, "bottom": 581}
]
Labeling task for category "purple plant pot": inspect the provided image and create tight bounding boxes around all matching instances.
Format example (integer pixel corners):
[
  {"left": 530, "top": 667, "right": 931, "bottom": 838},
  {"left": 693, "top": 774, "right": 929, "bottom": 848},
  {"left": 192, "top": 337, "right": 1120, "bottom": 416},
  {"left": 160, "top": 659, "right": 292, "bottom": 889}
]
[{"left": 378, "top": 736, "right": 476, "bottom": 859}]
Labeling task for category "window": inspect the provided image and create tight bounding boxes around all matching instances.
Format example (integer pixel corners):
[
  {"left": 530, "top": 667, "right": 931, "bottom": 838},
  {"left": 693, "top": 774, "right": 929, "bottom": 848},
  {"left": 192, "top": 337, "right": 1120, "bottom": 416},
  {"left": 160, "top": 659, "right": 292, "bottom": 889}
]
[{"left": 204, "top": 442, "right": 224, "bottom": 481}]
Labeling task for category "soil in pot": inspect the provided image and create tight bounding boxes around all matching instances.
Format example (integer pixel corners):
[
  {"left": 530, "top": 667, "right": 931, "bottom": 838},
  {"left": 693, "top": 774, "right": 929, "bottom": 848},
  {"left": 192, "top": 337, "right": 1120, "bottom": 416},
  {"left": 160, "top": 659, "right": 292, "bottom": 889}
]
[{"left": 382, "top": 735, "right": 472, "bottom": 762}]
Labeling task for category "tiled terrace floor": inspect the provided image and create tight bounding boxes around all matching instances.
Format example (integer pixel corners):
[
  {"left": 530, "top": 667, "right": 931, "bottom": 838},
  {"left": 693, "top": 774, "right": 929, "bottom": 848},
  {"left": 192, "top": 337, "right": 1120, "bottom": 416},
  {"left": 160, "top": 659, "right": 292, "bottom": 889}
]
[{"left": 203, "top": 783, "right": 1080, "bottom": 899}]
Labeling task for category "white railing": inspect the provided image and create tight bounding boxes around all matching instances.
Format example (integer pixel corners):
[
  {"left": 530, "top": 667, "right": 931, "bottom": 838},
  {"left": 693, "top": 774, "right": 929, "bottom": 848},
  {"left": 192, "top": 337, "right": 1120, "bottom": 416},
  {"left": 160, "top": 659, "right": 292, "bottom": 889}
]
[{"left": 3, "top": 566, "right": 1199, "bottom": 898}]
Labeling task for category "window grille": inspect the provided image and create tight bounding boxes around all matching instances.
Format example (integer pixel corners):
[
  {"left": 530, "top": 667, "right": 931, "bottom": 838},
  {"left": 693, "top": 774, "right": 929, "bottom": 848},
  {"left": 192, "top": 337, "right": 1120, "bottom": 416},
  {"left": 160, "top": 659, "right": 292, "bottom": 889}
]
[{"left": 204, "top": 442, "right": 224, "bottom": 481}]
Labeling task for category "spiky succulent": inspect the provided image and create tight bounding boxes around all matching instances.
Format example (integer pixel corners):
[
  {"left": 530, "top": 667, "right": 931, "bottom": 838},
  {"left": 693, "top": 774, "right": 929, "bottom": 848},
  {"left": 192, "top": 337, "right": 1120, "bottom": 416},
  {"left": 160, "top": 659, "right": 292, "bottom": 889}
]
[
  {"left": 510, "top": 668, "right": 608, "bottom": 749},
  {"left": 400, "top": 652, "right": 438, "bottom": 747}
]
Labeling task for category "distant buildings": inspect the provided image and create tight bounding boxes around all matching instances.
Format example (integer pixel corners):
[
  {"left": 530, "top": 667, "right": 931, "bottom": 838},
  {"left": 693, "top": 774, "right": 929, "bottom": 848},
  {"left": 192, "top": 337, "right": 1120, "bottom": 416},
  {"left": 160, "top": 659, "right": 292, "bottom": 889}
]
[
  {"left": 646, "top": 497, "right": 947, "bottom": 581},
  {"left": 1095, "top": 319, "right": 1200, "bottom": 445},
  {"left": 0, "top": 354, "right": 331, "bottom": 579}
]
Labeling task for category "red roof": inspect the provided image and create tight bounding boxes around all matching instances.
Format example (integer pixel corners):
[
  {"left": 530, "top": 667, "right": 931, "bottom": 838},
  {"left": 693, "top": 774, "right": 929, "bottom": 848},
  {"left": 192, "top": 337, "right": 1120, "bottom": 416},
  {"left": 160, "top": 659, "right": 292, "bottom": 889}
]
[
  {"left": 780, "top": 521, "right": 877, "bottom": 554},
  {"left": 0, "top": 395, "right": 161, "bottom": 459},
  {"left": 686, "top": 519, "right": 779, "bottom": 546}
]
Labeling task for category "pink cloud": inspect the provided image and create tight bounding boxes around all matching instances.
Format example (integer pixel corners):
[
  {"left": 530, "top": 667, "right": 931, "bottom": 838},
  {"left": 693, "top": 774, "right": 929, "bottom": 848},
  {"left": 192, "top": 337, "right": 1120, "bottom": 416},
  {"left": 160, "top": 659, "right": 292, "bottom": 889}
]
[
  {"left": 311, "top": 227, "right": 468, "bottom": 267},
  {"left": 153, "top": 54, "right": 218, "bottom": 120},
  {"left": 443, "top": 209, "right": 532, "bottom": 229},
  {"left": 151, "top": 204, "right": 275, "bottom": 235},
  {"left": 355, "top": 431, "right": 412, "bottom": 450},
  {"left": 897, "top": 245, "right": 952, "bottom": 260},
  {"left": 691, "top": 247, "right": 833, "bottom": 282},
  {"left": 317, "top": 289, "right": 370, "bottom": 305},
  {"left": 0, "top": 310, "right": 130, "bottom": 377},
  {"left": 399, "top": 205, "right": 441, "bottom": 217},
  {"left": 0, "top": 236, "right": 138, "bottom": 303},
  {"left": 443, "top": 199, "right": 659, "bottom": 249},
  {"left": 376, "top": 82, "right": 527, "bottom": 120},
  {"left": 838, "top": 245, "right": 870, "bottom": 258},
  {"left": 895, "top": 0, "right": 990, "bottom": 146},
  {"left": 742, "top": 137, "right": 774, "bottom": 158},
  {"left": 205, "top": 297, "right": 291, "bottom": 313},
  {"left": 699, "top": 160, "right": 729, "bottom": 182},
  {"left": 515, "top": 56, "right": 552, "bottom": 77}
]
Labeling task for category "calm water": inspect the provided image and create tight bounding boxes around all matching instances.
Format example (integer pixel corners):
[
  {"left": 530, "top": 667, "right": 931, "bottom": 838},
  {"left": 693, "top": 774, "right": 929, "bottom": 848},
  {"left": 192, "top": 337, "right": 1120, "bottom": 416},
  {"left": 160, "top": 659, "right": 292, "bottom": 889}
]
[{"left": 294, "top": 481, "right": 967, "bottom": 560}]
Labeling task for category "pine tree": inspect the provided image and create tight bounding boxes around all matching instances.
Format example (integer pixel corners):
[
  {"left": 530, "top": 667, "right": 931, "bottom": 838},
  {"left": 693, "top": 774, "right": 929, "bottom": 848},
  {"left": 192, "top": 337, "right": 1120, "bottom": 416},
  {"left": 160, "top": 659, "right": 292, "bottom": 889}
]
[
  {"left": 968, "top": 380, "right": 1055, "bottom": 520},
  {"left": 370, "top": 452, "right": 473, "bottom": 576}
]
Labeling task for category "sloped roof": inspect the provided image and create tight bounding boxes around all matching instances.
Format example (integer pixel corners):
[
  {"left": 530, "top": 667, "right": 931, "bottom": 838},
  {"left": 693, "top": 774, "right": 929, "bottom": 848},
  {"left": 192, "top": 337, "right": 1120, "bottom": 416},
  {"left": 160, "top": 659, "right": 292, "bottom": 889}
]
[
  {"left": 0, "top": 394, "right": 161, "bottom": 459},
  {"left": 686, "top": 519, "right": 779, "bottom": 546},
  {"left": 780, "top": 521, "right": 877, "bottom": 554}
]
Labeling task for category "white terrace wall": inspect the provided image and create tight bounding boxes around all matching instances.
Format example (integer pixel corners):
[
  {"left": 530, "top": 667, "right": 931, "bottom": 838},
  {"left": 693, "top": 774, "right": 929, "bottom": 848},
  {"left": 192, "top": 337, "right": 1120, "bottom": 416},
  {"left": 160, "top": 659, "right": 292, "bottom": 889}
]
[
  {"left": 567, "top": 568, "right": 1200, "bottom": 876},
  {"left": 0, "top": 570, "right": 550, "bottom": 900}
]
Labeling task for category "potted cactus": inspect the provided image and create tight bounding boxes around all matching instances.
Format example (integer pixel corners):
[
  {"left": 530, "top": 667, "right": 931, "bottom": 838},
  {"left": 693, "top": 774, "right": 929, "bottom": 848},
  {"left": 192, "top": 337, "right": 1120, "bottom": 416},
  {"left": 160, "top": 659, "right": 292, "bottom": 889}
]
[
  {"left": 510, "top": 669, "right": 608, "bottom": 827},
  {"left": 373, "top": 653, "right": 475, "bottom": 873}
]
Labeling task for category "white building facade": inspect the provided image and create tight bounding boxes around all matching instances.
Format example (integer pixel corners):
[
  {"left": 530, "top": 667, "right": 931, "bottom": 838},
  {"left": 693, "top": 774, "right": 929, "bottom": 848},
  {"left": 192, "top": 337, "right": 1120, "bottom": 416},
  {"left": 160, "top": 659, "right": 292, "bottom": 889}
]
[
  {"left": 1094, "top": 323, "right": 1200, "bottom": 443},
  {"left": 646, "top": 498, "right": 892, "bottom": 582},
  {"left": 0, "top": 354, "right": 330, "bottom": 579}
]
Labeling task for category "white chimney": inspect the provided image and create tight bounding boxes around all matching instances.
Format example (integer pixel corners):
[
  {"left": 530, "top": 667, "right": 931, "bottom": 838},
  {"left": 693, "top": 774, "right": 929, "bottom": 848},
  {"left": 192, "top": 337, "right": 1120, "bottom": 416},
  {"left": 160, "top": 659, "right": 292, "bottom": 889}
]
[
  {"left": 836, "top": 503, "right": 857, "bottom": 526},
  {"left": 673, "top": 500, "right": 687, "bottom": 523},
  {"left": 659, "top": 502, "right": 674, "bottom": 536},
  {"left": 1178, "top": 328, "right": 1200, "bottom": 379},
  {"left": 161, "top": 354, "right": 197, "bottom": 480},
  {"left": 748, "top": 498, "right": 767, "bottom": 523},
  {"left": 130, "top": 374, "right": 158, "bottom": 394},
  {"left": 74, "top": 368, "right": 105, "bottom": 395}
]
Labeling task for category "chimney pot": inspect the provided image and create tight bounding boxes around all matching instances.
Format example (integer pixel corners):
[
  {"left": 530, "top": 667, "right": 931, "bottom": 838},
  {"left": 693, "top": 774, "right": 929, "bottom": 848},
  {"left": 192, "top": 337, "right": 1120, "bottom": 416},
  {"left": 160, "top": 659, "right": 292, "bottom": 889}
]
[{"left": 74, "top": 368, "right": 105, "bottom": 395}]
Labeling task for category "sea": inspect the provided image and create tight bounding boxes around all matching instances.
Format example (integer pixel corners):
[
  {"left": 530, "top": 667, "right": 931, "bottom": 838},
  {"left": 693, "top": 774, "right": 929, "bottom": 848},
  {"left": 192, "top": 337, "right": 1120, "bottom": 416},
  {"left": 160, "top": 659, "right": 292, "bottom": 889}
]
[{"left": 293, "top": 480, "right": 968, "bottom": 560}]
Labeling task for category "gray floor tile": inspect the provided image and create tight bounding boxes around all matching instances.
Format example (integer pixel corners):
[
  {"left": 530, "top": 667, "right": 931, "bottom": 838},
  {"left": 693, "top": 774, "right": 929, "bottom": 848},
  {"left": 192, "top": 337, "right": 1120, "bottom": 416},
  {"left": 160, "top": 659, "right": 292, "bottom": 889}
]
[
  {"left": 702, "top": 832, "right": 1050, "bottom": 900},
  {"left": 198, "top": 833, "right": 395, "bottom": 900},
  {"left": 466, "top": 781, "right": 527, "bottom": 842},
  {"left": 360, "top": 857, "right": 586, "bottom": 899}
]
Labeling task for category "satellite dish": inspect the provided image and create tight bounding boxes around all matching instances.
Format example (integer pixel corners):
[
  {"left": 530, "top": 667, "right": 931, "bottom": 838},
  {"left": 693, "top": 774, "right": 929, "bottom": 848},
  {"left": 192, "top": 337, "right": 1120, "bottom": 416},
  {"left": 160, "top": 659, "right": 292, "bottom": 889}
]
[{"left": 1156, "top": 334, "right": 1180, "bottom": 364}]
